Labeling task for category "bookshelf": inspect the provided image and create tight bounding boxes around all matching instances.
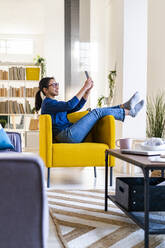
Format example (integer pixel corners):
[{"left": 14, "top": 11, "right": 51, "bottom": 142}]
[{"left": 0, "top": 62, "right": 40, "bottom": 149}]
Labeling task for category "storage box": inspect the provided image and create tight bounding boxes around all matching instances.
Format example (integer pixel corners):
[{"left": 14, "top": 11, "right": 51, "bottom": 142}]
[
  {"left": 116, "top": 177, "right": 165, "bottom": 211},
  {"left": 26, "top": 67, "right": 40, "bottom": 80}
]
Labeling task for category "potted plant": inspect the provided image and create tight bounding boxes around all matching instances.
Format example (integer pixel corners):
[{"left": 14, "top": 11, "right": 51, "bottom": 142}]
[
  {"left": 0, "top": 119, "right": 7, "bottom": 128},
  {"left": 97, "top": 69, "right": 116, "bottom": 107},
  {"left": 146, "top": 92, "right": 165, "bottom": 138},
  {"left": 34, "top": 55, "right": 46, "bottom": 79},
  {"left": 147, "top": 92, "right": 165, "bottom": 177}
]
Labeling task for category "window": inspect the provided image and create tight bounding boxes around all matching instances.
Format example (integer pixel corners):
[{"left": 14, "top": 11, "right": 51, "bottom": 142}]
[
  {"left": 0, "top": 39, "right": 33, "bottom": 55},
  {"left": 0, "top": 40, "right": 6, "bottom": 54},
  {"left": 79, "top": 42, "right": 90, "bottom": 71}
]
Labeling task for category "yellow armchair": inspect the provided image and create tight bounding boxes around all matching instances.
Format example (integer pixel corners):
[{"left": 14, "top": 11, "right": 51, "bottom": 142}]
[{"left": 39, "top": 111, "right": 115, "bottom": 187}]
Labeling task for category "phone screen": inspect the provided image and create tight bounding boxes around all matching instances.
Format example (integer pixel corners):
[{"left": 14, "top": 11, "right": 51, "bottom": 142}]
[{"left": 84, "top": 71, "right": 89, "bottom": 79}]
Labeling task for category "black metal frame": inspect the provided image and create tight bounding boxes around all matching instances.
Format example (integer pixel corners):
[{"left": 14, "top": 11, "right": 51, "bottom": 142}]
[
  {"left": 47, "top": 168, "right": 50, "bottom": 188},
  {"left": 94, "top": 167, "right": 97, "bottom": 178},
  {"left": 105, "top": 150, "right": 165, "bottom": 248}
]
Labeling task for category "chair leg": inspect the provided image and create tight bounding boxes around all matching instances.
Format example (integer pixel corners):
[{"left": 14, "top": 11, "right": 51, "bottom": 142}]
[
  {"left": 47, "top": 168, "right": 50, "bottom": 188},
  {"left": 110, "top": 167, "right": 113, "bottom": 186},
  {"left": 94, "top": 167, "right": 97, "bottom": 178}
]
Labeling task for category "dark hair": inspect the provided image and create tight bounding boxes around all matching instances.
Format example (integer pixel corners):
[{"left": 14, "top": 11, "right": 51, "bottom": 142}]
[{"left": 35, "top": 77, "right": 54, "bottom": 112}]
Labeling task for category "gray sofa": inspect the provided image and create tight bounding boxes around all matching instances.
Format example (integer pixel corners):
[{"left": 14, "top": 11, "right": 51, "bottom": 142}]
[
  {"left": 0, "top": 132, "right": 22, "bottom": 153},
  {"left": 0, "top": 153, "right": 48, "bottom": 248},
  {"left": 0, "top": 132, "right": 48, "bottom": 247}
]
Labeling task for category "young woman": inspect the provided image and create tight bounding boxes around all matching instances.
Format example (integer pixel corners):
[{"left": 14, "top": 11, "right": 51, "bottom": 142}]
[{"left": 35, "top": 77, "right": 144, "bottom": 143}]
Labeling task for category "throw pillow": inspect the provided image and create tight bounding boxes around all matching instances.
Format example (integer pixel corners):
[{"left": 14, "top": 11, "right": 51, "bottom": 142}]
[{"left": 0, "top": 125, "right": 14, "bottom": 150}]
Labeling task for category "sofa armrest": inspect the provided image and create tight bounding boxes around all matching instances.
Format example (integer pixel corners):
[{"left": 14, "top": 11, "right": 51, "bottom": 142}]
[
  {"left": 39, "top": 115, "right": 53, "bottom": 167},
  {"left": 93, "top": 115, "right": 115, "bottom": 166},
  {"left": 6, "top": 132, "right": 22, "bottom": 152}
]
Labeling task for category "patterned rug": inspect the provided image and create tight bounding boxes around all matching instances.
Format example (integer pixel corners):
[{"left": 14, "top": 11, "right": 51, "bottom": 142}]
[{"left": 47, "top": 189, "right": 165, "bottom": 248}]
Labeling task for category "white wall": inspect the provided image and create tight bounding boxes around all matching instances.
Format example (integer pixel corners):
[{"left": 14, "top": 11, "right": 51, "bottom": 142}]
[
  {"left": 0, "top": 0, "right": 45, "bottom": 61},
  {"left": 79, "top": 0, "right": 90, "bottom": 42},
  {"left": 122, "top": 0, "right": 147, "bottom": 139},
  {"left": 90, "top": 0, "right": 108, "bottom": 108},
  {"left": 44, "top": 0, "right": 65, "bottom": 99},
  {"left": 148, "top": 0, "right": 165, "bottom": 97},
  {"left": 108, "top": 0, "right": 124, "bottom": 141},
  {"left": 0, "top": 0, "right": 65, "bottom": 99},
  {"left": 0, "top": 0, "right": 44, "bottom": 34}
]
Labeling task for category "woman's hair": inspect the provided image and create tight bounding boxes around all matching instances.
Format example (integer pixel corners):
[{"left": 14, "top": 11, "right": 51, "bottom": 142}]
[{"left": 35, "top": 77, "right": 54, "bottom": 112}]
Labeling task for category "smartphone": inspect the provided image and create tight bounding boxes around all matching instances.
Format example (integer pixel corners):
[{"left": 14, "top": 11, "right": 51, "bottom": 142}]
[{"left": 84, "top": 71, "right": 89, "bottom": 79}]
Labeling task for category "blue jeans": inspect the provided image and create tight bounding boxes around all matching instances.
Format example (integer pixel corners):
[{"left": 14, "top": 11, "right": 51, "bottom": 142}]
[{"left": 55, "top": 105, "right": 125, "bottom": 143}]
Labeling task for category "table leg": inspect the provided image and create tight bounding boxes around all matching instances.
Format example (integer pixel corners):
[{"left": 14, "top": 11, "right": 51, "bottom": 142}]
[
  {"left": 105, "top": 150, "right": 109, "bottom": 211},
  {"left": 161, "top": 169, "right": 164, "bottom": 178},
  {"left": 110, "top": 166, "right": 113, "bottom": 186},
  {"left": 143, "top": 169, "right": 149, "bottom": 248}
]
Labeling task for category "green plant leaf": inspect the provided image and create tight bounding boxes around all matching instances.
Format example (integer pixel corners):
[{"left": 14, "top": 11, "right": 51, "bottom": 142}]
[{"left": 146, "top": 92, "right": 165, "bottom": 138}]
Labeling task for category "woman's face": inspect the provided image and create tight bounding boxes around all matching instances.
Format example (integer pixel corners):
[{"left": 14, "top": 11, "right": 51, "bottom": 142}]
[{"left": 46, "top": 79, "right": 59, "bottom": 97}]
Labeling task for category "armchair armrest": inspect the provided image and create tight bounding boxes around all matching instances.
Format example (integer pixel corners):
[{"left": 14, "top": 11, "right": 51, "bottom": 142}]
[
  {"left": 39, "top": 115, "right": 53, "bottom": 167},
  {"left": 93, "top": 115, "right": 115, "bottom": 166},
  {"left": 93, "top": 115, "right": 115, "bottom": 147},
  {"left": 6, "top": 132, "right": 22, "bottom": 152},
  {"left": 67, "top": 111, "right": 89, "bottom": 123},
  {"left": 67, "top": 111, "right": 93, "bottom": 142}
]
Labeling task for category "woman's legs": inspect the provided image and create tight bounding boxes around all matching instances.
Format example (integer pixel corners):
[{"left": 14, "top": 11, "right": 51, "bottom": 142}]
[
  {"left": 55, "top": 94, "right": 144, "bottom": 143},
  {"left": 56, "top": 105, "right": 125, "bottom": 143}
]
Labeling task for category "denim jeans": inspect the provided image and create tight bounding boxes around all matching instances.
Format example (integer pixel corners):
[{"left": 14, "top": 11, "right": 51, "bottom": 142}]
[{"left": 55, "top": 105, "right": 125, "bottom": 143}]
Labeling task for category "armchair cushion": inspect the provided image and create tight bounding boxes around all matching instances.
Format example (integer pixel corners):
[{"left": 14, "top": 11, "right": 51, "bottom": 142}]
[
  {"left": 0, "top": 127, "right": 14, "bottom": 150},
  {"left": 52, "top": 142, "right": 109, "bottom": 167}
]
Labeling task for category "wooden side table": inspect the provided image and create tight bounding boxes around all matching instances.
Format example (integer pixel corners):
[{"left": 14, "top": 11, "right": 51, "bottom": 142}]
[{"left": 105, "top": 149, "right": 165, "bottom": 248}]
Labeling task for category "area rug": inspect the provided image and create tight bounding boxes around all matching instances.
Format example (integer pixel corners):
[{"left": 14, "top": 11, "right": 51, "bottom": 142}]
[{"left": 47, "top": 189, "right": 165, "bottom": 248}]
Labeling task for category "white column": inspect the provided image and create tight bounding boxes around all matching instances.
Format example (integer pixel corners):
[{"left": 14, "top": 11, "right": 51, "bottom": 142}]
[
  {"left": 90, "top": 0, "right": 107, "bottom": 109},
  {"left": 122, "top": 0, "right": 148, "bottom": 139},
  {"left": 44, "top": 0, "right": 65, "bottom": 100},
  {"left": 148, "top": 0, "right": 165, "bottom": 97}
]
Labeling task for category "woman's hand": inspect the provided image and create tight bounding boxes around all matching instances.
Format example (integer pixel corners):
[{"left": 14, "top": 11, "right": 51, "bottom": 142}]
[
  {"left": 76, "top": 78, "right": 94, "bottom": 100},
  {"left": 84, "top": 78, "right": 93, "bottom": 90},
  {"left": 83, "top": 80, "right": 94, "bottom": 100},
  {"left": 87, "top": 80, "right": 94, "bottom": 91}
]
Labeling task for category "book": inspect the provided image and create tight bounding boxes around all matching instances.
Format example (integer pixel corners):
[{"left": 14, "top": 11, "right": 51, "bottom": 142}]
[
  {"left": 9, "top": 100, "right": 13, "bottom": 114},
  {"left": 9, "top": 67, "right": 14, "bottom": 80},
  {"left": 0, "top": 70, "right": 3, "bottom": 80},
  {"left": 13, "top": 67, "right": 18, "bottom": 80},
  {"left": 121, "top": 149, "right": 164, "bottom": 156},
  {"left": 149, "top": 157, "right": 165, "bottom": 163},
  {"left": 3, "top": 71, "right": 8, "bottom": 80}
]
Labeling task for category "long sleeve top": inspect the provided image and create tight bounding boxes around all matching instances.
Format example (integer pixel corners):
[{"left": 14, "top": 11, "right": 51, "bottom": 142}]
[{"left": 41, "top": 96, "right": 86, "bottom": 136}]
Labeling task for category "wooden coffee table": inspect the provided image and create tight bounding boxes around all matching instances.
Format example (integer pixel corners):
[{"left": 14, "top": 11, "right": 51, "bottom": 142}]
[{"left": 105, "top": 149, "right": 165, "bottom": 248}]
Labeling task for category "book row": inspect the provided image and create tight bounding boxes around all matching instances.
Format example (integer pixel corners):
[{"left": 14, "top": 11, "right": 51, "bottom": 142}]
[
  {"left": 0, "top": 87, "right": 39, "bottom": 97},
  {"left": 0, "top": 70, "right": 8, "bottom": 80},
  {"left": 0, "top": 100, "right": 32, "bottom": 114},
  {"left": 9, "top": 67, "right": 25, "bottom": 80},
  {"left": 0, "top": 67, "right": 40, "bottom": 81}
]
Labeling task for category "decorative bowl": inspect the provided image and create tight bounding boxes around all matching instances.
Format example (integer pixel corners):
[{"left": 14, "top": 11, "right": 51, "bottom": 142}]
[{"left": 140, "top": 143, "right": 165, "bottom": 151}]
